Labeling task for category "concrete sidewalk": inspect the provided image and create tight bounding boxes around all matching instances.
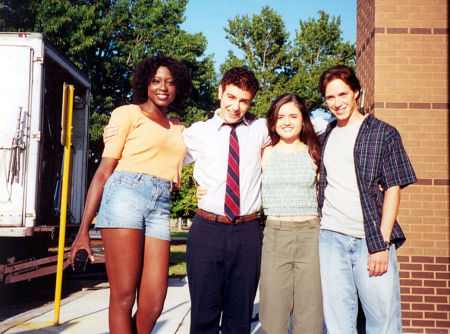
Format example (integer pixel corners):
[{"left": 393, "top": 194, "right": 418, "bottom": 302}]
[{"left": 1, "top": 277, "right": 262, "bottom": 334}]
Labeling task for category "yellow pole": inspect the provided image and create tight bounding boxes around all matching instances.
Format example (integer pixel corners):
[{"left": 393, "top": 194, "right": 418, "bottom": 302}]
[{"left": 54, "top": 84, "right": 74, "bottom": 325}]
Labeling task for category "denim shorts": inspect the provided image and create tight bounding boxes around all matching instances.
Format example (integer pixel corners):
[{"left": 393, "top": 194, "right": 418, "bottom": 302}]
[{"left": 95, "top": 171, "right": 172, "bottom": 240}]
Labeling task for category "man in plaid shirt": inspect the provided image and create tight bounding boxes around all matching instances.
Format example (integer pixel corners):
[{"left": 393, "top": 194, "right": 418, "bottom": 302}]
[{"left": 317, "top": 65, "right": 416, "bottom": 334}]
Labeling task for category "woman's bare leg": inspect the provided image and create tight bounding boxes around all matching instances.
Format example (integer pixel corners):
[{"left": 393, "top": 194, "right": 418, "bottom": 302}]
[
  {"left": 101, "top": 228, "right": 144, "bottom": 334},
  {"left": 135, "top": 236, "right": 170, "bottom": 333}
]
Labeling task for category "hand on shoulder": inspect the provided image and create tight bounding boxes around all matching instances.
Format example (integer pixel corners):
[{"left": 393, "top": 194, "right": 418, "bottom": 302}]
[{"left": 103, "top": 123, "right": 119, "bottom": 143}]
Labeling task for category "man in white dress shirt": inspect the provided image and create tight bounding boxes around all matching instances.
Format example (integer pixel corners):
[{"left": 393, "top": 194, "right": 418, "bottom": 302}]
[{"left": 183, "top": 67, "right": 270, "bottom": 333}]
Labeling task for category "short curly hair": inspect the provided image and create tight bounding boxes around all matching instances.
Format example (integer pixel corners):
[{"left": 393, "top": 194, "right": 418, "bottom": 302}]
[
  {"left": 132, "top": 55, "right": 192, "bottom": 109},
  {"left": 220, "top": 67, "right": 259, "bottom": 97}
]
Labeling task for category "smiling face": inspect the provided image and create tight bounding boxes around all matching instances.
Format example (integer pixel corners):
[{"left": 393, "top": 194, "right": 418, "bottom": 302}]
[
  {"left": 324, "top": 78, "right": 361, "bottom": 127},
  {"left": 146, "top": 66, "right": 176, "bottom": 112},
  {"left": 218, "top": 84, "right": 253, "bottom": 124},
  {"left": 275, "top": 102, "right": 303, "bottom": 143}
]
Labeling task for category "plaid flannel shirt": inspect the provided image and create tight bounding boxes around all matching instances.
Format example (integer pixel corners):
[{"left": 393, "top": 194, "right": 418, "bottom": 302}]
[{"left": 318, "top": 114, "right": 417, "bottom": 253}]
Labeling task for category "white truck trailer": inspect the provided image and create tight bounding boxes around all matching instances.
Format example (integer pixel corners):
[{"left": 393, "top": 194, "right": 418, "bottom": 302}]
[{"left": 0, "top": 32, "right": 91, "bottom": 283}]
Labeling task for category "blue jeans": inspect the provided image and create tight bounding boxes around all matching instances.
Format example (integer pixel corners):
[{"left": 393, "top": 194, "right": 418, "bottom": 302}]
[
  {"left": 96, "top": 171, "right": 172, "bottom": 240},
  {"left": 319, "top": 230, "right": 402, "bottom": 334}
]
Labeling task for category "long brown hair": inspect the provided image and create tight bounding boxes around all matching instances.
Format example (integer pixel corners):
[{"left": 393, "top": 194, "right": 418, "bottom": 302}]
[{"left": 266, "top": 93, "right": 320, "bottom": 166}]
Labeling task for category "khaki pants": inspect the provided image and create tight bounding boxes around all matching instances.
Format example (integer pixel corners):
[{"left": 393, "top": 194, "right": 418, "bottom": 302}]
[{"left": 259, "top": 218, "right": 323, "bottom": 334}]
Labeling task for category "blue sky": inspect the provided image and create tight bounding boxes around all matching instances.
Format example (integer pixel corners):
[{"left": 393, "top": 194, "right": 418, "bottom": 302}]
[{"left": 181, "top": 0, "right": 356, "bottom": 70}]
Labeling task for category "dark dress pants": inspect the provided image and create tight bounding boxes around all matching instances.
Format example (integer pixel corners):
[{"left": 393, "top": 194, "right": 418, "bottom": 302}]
[{"left": 186, "top": 214, "right": 263, "bottom": 334}]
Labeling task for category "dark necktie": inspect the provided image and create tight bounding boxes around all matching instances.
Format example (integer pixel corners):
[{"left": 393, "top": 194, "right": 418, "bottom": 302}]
[{"left": 224, "top": 123, "right": 240, "bottom": 221}]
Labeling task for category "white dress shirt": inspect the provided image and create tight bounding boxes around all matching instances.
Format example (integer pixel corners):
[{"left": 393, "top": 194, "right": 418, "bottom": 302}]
[{"left": 183, "top": 109, "right": 270, "bottom": 216}]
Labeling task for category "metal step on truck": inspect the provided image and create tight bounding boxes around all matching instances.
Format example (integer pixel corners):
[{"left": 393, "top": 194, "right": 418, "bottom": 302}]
[{"left": 0, "top": 32, "right": 92, "bottom": 284}]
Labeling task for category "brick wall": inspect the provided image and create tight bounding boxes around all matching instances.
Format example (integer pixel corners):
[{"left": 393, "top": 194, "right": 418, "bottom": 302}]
[
  {"left": 356, "top": 0, "right": 375, "bottom": 112},
  {"left": 357, "top": 0, "right": 449, "bottom": 332}
]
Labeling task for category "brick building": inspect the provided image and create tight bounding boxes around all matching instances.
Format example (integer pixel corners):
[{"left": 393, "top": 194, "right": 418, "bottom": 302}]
[{"left": 356, "top": 0, "right": 449, "bottom": 332}]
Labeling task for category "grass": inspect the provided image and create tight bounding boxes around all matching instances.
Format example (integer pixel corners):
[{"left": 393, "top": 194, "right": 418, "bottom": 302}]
[
  {"left": 169, "top": 248, "right": 186, "bottom": 277},
  {"left": 169, "top": 231, "right": 188, "bottom": 277},
  {"left": 171, "top": 231, "right": 189, "bottom": 239}
]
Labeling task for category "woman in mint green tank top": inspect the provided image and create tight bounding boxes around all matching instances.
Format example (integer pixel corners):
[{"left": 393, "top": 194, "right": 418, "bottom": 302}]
[
  {"left": 196, "top": 93, "right": 324, "bottom": 332},
  {"left": 259, "top": 93, "right": 323, "bottom": 334}
]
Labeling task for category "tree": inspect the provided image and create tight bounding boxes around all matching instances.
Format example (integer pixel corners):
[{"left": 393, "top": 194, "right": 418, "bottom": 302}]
[
  {"left": 170, "top": 164, "right": 197, "bottom": 219},
  {"left": 289, "top": 10, "right": 356, "bottom": 110},
  {"left": 1, "top": 0, "right": 215, "bottom": 159},
  {"left": 0, "top": 0, "right": 37, "bottom": 32},
  {"left": 222, "top": 6, "right": 291, "bottom": 117},
  {"left": 1, "top": 0, "right": 215, "bottom": 218},
  {"left": 222, "top": 7, "right": 356, "bottom": 115}
]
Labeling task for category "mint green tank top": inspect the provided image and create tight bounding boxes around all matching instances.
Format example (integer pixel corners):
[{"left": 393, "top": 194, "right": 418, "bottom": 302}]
[{"left": 262, "top": 148, "right": 318, "bottom": 216}]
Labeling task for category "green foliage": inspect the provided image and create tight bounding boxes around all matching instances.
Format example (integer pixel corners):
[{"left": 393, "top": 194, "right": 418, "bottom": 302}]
[
  {"left": 1, "top": 0, "right": 215, "bottom": 169},
  {"left": 1, "top": 0, "right": 215, "bottom": 218},
  {"left": 2, "top": 3, "right": 356, "bottom": 219},
  {"left": 0, "top": 0, "right": 37, "bottom": 31},
  {"left": 222, "top": 6, "right": 290, "bottom": 117},
  {"left": 88, "top": 112, "right": 109, "bottom": 142},
  {"left": 170, "top": 164, "right": 197, "bottom": 219},
  {"left": 223, "top": 8, "right": 356, "bottom": 115},
  {"left": 290, "top": 10, "right": 356, "bottom": 110},
  {"left": 224, "top": 6, "right": 290, "bottom": 73}
]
